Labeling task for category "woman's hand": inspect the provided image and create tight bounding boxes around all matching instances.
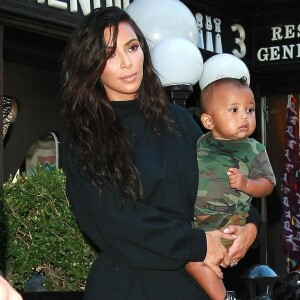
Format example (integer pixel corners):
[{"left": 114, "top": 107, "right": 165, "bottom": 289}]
[
  {"left": 204, "top": 230, "right": 236, "bottom": 278},
  {"left": 0, "top": 276, "right": 23, "bottom": 300},
  {"left": 223, "top": 223, "right": 257, "bottom": 267}
]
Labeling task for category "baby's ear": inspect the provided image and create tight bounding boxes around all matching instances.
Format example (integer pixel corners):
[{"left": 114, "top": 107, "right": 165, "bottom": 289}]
[{"left": 200, "top": 113, "right": 214, "bottom": 130}]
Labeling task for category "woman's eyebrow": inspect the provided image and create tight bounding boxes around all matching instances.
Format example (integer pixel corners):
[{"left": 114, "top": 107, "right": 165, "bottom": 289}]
[{"left": 125, "top": 38, "right": 139, "bottom": 46}]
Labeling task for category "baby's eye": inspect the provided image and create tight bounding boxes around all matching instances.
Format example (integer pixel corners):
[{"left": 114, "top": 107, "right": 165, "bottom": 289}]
[
  {"left": 228, "top": 108, "right": 238, "bottom": 113},
  {"left": 247, "top": 108, "right": 255, "bottom": 113}
]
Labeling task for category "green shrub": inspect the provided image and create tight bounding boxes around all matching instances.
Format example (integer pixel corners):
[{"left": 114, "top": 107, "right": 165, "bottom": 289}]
[{"left": 0, "top": 167, "right": 97, "bottom": 291}]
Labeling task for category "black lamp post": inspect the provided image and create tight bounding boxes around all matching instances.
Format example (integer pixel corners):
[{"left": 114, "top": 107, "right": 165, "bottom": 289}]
[
  {"left": 164, "top": 84, "right": 193, "bottom": 108},
  {"left": 242, "top": 264, "right": 279, "bottom": 299}
]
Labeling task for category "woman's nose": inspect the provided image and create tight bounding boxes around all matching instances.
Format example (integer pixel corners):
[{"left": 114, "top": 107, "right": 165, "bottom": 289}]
[{"left": 120, "top": 53, "right": 132, "bottom": 69}]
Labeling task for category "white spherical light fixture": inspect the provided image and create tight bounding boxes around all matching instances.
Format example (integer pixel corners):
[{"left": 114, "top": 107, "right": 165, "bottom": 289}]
[
  {"left": 199, "top": 53, "right": 250, "bottom": 90},
  {"left": 125, "top": 0, "right": 198, "bottom": 49},
  {"left": 151, "top": 37, "right": 203, "bottom": 87}
]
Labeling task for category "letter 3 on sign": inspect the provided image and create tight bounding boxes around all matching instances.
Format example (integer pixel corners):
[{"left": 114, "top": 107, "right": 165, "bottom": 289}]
[{"left": 231, "top": 24, "right": 246, "bottom": 58}]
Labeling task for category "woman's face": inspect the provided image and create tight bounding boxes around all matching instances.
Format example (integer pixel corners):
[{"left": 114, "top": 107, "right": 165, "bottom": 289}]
[{"left": 100, "top": 22, "right": 144, "bottom": 101}]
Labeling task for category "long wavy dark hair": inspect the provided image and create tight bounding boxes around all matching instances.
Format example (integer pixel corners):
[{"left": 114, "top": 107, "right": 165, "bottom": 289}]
[{"left": 60, "top": 6, "right": 169, "bottom": 201}]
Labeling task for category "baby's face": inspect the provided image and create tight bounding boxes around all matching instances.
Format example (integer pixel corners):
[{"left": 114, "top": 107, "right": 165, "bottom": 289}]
[{"left": 209, "top": 84, "right": 256, "bottom": 140}]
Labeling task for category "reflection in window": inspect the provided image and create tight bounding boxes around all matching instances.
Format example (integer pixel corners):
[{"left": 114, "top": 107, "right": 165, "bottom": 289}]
[{"left": 25, "top": 132, "right": 59, "bottom": 173}]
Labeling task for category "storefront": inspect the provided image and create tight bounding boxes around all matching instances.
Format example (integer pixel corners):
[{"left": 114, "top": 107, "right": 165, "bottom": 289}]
[
  {"left": 182, "top": 1, "right": 300, "bottom": 295},
  {"left": 253, "top": 4, "right": 300, "bottom": 281},
  {"left": 1, "top": 0, "right": 299, "bottom": 298}
]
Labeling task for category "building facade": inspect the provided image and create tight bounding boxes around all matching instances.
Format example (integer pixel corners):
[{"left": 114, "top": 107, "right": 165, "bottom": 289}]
[{"left": 1, "top": 0, "right": 299, "bottom": 297}]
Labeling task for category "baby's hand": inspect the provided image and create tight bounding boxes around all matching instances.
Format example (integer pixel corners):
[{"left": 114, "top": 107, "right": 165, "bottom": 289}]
[{"left": 227, "top": 167, "right": 248, "bottom": 192}]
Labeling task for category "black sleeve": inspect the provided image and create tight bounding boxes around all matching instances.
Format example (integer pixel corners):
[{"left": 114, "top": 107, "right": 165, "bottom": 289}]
[
  {"left": 65, "top": 149, "right": 207, "bottom": 271},
  {"left": 246, "top": 204, "right": 261, "bottom": 248}
]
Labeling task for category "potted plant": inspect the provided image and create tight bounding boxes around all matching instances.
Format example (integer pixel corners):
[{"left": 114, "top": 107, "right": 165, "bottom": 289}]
[{"left": 0, "top": 166, "right": 97, "bottom": 296}]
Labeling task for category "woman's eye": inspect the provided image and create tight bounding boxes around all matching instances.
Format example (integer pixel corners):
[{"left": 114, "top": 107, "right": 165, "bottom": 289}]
[{"left": 128, "top": 44, "right": 140, "bottom": 52}]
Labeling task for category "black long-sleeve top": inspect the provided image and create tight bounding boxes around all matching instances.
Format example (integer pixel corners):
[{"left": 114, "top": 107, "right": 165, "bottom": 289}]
[{"left": 65, "top": 100, "right": 260, "bottom": 300}]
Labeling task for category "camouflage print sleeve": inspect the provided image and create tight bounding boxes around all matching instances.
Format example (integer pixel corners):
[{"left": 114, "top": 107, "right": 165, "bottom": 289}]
[{"left": 248, "top": 150, "right": 276, "bottom": 185}]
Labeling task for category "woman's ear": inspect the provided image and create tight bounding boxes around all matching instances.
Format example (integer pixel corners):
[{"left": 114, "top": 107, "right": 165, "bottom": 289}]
[{"left": 200, "top": 113, "right": 214, "bottom": 130}]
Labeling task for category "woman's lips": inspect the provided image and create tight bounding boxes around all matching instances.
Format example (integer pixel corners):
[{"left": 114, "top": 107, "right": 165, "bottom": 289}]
[{"left": 121, "top": 73, "right": 137, "bottom": 82}]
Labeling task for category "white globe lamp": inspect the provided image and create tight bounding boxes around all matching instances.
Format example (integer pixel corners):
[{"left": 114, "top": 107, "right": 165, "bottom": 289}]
[
  {"left": 151, "top": 37, "right": 203, "bottom": 106},
  {"left": 199, "top": 53, "right": 250, "bottom": 91},
  {"left": 152, "top": 37, "right": 203, "bottom": 86},
  {"left": 125, "top": 0, "right": 198, "bottom": 49}
]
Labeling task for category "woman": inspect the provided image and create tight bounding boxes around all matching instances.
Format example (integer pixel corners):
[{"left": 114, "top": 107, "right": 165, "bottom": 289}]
[{"left": 60, "top": 6, "right": 259, "bottom": 299}]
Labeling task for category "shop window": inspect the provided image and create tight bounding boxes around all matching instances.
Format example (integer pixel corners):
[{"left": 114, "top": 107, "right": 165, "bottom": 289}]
[{"left": 263, "top": 94, "right": 300, "bottom": 276}]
